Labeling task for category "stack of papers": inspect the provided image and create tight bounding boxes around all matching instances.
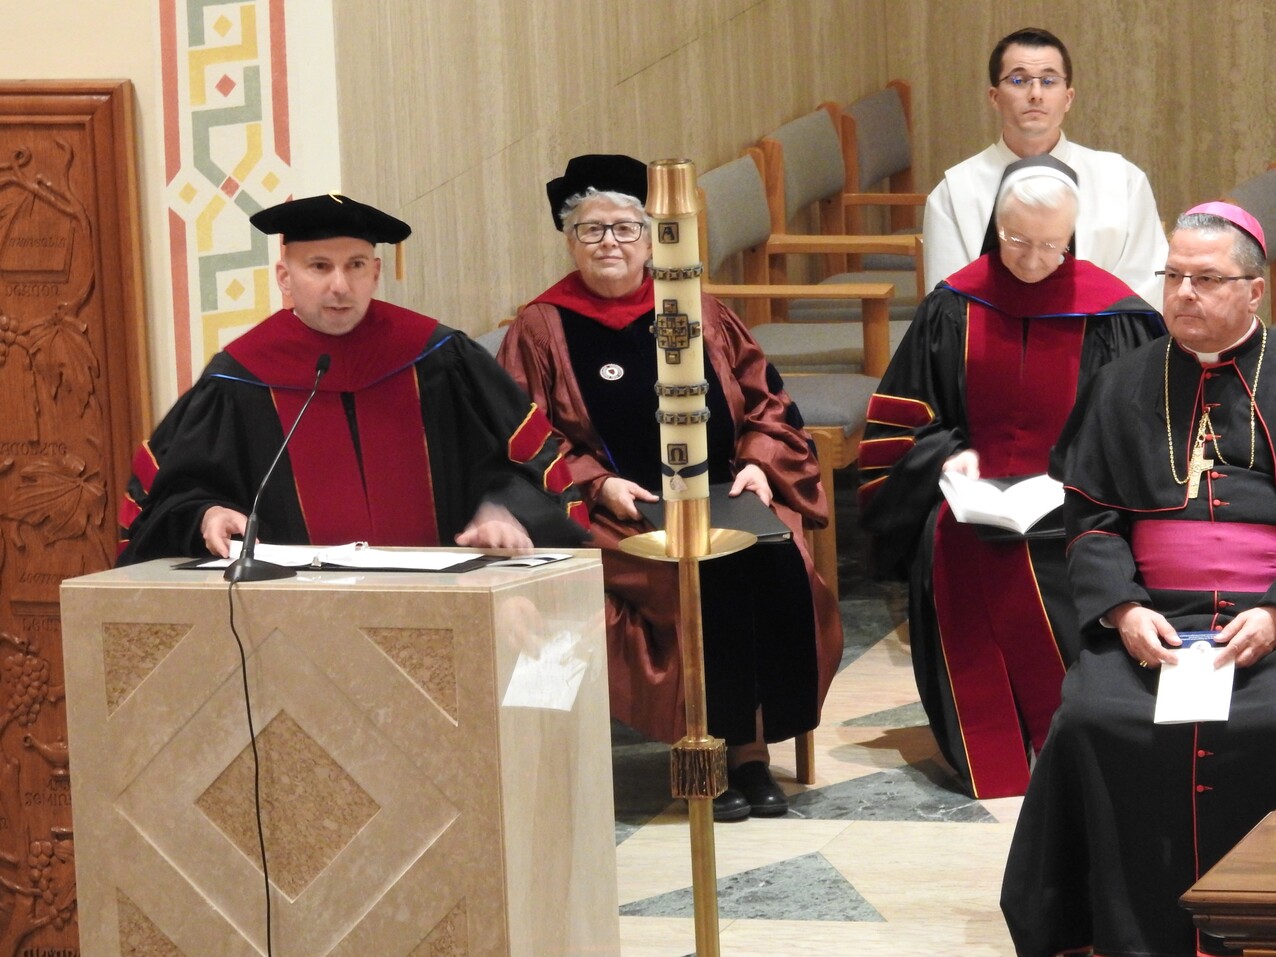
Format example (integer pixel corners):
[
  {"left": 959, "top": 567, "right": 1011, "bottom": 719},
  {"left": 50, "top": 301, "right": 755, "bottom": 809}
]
[
  {"left": 190, "top": 542, "right": 570, "bottom": 572},
  {"left": 1154, "top": 633, "right": 1235, "bottom": 724}
]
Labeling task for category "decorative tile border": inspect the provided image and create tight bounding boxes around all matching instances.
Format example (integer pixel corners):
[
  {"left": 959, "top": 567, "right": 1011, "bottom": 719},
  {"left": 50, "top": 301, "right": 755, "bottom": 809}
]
[{"left": 159, "top": 0, "right": 292, "bottom": 390}]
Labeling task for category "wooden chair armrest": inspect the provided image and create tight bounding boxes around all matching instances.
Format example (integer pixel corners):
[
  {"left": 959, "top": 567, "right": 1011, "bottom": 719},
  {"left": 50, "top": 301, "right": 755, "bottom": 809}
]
[
  {"left": 765, "top": 233, "right": 918, "bottom": 256},
  {"left": 841, "top": 191, "right": 928, "bottom": 208},
  {"left": 702, "top": 281, "right": 895, "bottom": 301}
]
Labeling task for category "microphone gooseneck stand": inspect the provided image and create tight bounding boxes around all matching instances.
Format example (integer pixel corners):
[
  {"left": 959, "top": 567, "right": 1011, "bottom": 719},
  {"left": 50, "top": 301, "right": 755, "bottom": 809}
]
[{"left": 224, "top": 353, "right": 331, "bottom": 583}]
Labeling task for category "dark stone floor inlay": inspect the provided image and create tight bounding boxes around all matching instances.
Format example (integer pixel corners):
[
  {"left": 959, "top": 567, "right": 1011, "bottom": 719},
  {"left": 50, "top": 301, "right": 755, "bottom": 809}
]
[{"left": 619, "top": 851, "right": 884, "bottom": 922}]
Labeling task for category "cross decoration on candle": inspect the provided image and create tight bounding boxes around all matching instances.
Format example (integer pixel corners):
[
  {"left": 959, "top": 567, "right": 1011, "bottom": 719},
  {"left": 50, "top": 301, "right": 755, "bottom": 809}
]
[{"left": 649, "top": 165, "right": 710, "bottom": 502}]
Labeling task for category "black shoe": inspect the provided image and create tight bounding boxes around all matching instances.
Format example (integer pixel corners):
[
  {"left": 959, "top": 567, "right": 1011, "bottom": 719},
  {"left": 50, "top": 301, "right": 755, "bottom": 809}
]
[
  {"left": 728, "top": 761, "right": 789, "bottom": 817},
  {"left": 712, "top": 786, "right": 750, "bottom": 822}
]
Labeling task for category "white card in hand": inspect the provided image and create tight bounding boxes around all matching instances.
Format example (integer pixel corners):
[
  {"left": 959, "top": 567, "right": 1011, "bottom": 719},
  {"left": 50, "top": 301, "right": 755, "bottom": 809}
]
[{"left": 1153, "top": 636, "right": 1234, "bottom": 724}]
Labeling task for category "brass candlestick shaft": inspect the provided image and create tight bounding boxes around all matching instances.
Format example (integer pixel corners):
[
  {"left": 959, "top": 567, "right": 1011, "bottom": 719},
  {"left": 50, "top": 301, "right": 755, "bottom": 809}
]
[{"left": 648, "top": 158, "right": 723, "bottom": 957}]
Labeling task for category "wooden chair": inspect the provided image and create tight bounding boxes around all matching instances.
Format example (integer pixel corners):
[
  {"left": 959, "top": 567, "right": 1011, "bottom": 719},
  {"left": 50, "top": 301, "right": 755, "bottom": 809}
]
[
  {"left": 698, "top": 149, "right": 892, "bottom": 598},
  {"left": 1224, "top": 164, "right": 1276, "bottom": 265},
  {"left": 698, "top": 147, "right": 898, "bottom": 376},
  {"left": 755, "top": 105, "right": 922, "bottom": 341},
  {"left": 837, "top": 79, "right": 928, "bottom": 275},
  {"left": 779, "top": 371, "right": 876, "bottom": 605}
]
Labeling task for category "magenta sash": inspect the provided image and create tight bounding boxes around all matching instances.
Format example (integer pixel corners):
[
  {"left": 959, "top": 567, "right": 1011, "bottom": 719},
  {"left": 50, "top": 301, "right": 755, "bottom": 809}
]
[{"left": 1132, "top": 519, "right": 1276, "bottom": 592}]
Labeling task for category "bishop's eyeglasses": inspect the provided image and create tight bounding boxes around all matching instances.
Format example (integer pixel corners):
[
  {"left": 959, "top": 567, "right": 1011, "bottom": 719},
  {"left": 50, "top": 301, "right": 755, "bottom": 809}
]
[
  {"left": 572, "top": 221, "right": 646, "bottom": 244},
  {"left": 1155, "top": 269, "right": 1256, "bottom": 293}
]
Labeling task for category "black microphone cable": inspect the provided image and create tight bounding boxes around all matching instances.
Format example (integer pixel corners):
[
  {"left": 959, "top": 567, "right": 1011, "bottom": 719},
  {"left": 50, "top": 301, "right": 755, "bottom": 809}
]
[
  {"left": 226, "top": 581, "right": 274, "bottom": 957},
  {"left": 222, "top": 351, "right": 331, "bottom": 955}
]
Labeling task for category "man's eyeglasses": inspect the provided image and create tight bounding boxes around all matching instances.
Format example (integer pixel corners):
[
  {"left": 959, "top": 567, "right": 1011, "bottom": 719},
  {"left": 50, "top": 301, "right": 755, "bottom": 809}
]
[
  {"left": 998, "top": 228, "right": 1067, "bottom": 254},
  {"left": 572, "top": 221, "right": 646, "bottom": 244},
  {"left": 998, "top": 72, "right": 1068, "bottom": 90},
  {"left": 1155, "top": 269, "right": 1256, "bottom": 293}
]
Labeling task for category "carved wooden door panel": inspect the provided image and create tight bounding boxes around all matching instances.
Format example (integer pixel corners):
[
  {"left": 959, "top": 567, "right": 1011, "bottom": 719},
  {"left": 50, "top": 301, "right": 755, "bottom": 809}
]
[{"left": 0, "top": 81, "right": 148, "bottom": 957}]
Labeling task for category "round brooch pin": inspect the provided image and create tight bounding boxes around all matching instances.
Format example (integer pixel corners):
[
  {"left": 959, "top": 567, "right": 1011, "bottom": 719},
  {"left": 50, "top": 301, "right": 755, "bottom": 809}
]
[{"left": 600, "top": 363, "right": 624, "bottom": 381}]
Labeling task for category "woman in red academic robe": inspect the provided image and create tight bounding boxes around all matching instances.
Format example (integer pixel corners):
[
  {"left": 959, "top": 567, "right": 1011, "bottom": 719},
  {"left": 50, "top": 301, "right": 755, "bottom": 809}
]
[{"left": 497, "top": 154, "right": 842, "bottom": 821}]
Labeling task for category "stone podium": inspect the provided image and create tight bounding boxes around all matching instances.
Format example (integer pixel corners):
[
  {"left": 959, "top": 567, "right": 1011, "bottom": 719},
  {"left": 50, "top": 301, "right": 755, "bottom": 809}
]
[{"left": 60, "top": 553, "right": 619, "bottom": 957}]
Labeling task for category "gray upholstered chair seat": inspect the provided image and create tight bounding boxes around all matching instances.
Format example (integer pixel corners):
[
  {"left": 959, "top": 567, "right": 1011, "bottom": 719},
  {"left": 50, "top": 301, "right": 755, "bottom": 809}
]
[
  {"left": 782, "top": 373, "right": 878, "bottom": 436},
  {"left": 788, "top": 267, "right": 919, "bottom": 325},
  {"left": 751, "top": 319, "right": 913, "bottom": 373},
  {"left": 475, "top": 326, "right": 508, "bottom": 356}
]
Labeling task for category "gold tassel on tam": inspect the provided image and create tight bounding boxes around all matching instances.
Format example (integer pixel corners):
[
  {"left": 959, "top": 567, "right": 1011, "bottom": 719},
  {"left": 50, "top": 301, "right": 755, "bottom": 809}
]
[{"left": 395, "top": 241, "right": 405, "bottom": 282}]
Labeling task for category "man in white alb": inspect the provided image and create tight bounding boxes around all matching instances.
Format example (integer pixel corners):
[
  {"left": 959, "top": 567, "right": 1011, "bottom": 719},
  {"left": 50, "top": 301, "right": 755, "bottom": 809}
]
[{"left": 923, "top": 27, "right": 1167, "bottom": 303}]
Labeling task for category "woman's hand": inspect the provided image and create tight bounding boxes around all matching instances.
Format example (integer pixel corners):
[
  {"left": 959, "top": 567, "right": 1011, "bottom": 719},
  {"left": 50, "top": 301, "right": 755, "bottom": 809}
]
[
  {"left": 942, "top": 449, "right": 981, "bottom": 479},
  {"left": 729, "top": 463, "right": 773, "bottom": 507},
  {"left": 598, "top": 477, "right": 659, "bottom": 521}
]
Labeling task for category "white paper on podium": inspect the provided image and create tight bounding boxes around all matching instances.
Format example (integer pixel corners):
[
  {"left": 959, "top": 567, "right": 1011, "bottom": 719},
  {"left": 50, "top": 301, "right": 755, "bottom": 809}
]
[
  {"left": 1154, "top": 639, "right": 1235, "bottom": 724},
  {"left": 196, "top": 542, "right": 479, "bottom": 571},
  {"left": 501, "top": 631, "right": 589, "bottom": 711}
]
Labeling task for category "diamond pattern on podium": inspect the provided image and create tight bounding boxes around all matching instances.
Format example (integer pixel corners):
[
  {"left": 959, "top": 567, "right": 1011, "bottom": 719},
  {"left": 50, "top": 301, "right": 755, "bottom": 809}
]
[
  {"left": 414, "top": 897, "right": 467, "bottom": 955},
  {"left": 101, "top": 622, "right": 194, "bottom": 714},
  {"left": 787, "top": 763, "right": 997, "bottom": 823},
  {"left": 196, "top": 710, "right": 381, "bottom": 898},
  {"left": 116, "top": 621, "right": 463, "bottom": 949},
  {"left": 362, "top": 627, "right": 457, "bottom": 723},
  {"left": 116, "top": 889, "right": 184, "bottom": 956},
  {"left": 841, "top": 700, "right": 930, "bottom": 728}
]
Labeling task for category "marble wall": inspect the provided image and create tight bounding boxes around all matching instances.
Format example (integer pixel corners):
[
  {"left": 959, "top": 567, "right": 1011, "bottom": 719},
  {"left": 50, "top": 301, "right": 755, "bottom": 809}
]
[
  {"left": 332, "top": 0, "right": 884, "bottom": 335},
  {"left": 332, "top": 0, "right": 1276, "bottom": 340},
  {"left": 886, "top": 0, "right": 1276, "bottom": 227}
]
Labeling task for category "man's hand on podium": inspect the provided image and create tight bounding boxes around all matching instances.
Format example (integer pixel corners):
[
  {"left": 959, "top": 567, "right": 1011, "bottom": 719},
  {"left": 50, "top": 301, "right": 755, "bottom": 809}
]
[
  {"left": 202, "top": 506, "right": 248, "bottom": 558},
  {"left": 455, "top": 502, "right": 532, "bottom": 550}
]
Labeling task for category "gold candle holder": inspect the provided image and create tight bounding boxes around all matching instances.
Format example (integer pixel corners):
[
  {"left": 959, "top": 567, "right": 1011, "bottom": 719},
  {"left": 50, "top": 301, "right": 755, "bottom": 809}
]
[{"left": 620, "top": 158, "right": 753, "bottom": 957}]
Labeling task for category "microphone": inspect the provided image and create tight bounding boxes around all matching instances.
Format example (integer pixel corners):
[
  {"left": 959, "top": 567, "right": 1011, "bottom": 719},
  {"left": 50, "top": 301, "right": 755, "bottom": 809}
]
[{"left": 225, "top": 354, "right": 331, "bottom": 582}]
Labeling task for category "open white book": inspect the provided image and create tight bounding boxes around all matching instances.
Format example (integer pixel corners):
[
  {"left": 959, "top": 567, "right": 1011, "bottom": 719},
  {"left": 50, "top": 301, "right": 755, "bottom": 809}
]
[{"left": 938, "top": 471, "right": 1065, "bottom": 535}]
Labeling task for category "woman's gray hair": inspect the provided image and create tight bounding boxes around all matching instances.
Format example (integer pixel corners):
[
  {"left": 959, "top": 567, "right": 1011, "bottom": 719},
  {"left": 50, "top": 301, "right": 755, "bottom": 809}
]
[
  {"left": 559, "top": 188, "right": 652, "bottom": 235},
  {"left": 1173, "top": 212, "right": 1267, "bottom": 277},
  {"left": 995, "top": 173, "right": 1079, "bottom": 223}
]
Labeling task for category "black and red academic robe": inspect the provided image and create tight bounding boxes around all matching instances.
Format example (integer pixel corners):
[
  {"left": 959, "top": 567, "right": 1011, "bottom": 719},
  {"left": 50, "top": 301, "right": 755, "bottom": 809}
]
[
  {"left": 118, "top": 301, "right": 586, "bottom": 563},
  {"left": 1002, "top": 326, "right": 1276, "bottom": 957},
  {"left": 857, "top": 253, "right": 1161, "bottom": 798}
]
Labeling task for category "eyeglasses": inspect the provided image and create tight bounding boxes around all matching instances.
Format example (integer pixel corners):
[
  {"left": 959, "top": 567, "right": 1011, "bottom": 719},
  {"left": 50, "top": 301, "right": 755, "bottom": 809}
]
[
  {"left": 1155, "top": 269, "right": 1256, "bottom": 293},
  {"left": 998, "top": 72, "right": 1068, "bottom": 90},
  {"left": 571, "top": 221, "right": 646, "bottom": 244},
  {"left": 998, "top": 228, "right": 1068, "bottom": 254}
]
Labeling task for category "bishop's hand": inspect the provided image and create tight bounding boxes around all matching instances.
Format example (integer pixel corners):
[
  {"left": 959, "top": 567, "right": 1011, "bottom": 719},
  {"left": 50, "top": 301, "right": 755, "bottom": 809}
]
[{"left": 1108, "top": 602, "right": 1180, "bottom": 669}]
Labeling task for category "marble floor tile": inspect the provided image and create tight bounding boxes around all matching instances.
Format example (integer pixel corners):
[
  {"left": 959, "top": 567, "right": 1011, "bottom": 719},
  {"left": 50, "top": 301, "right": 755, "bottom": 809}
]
[{"left": 612, "top": 470, "right": 1025, "bottom": 954}]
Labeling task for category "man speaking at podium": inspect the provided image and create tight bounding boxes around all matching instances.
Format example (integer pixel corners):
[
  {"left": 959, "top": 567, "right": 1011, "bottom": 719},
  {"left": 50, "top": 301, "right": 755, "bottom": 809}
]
[{"left": 118, "top": 194, "right": 587, "bottom": 564}]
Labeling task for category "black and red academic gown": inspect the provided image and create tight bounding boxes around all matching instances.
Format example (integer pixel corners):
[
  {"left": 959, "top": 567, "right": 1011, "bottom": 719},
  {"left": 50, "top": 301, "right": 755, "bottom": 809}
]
[
  {"left": 118, "top": 301, "right": 587, "bottom": 563},
  {"left": 857, "top": 253, "right": 1161, "bottom": 798},
  {"left": 1002, "top": 324, "right": 1276, "bottom": 957},
  {"left": 497, "top": 272, "right": 842, "bottom": 746}
]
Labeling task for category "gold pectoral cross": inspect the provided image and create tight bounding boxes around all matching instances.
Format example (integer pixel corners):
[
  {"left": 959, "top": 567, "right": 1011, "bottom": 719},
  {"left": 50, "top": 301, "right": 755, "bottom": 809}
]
[{"left": 1187, "top": 440, "right": 1213, "bottom": 499}]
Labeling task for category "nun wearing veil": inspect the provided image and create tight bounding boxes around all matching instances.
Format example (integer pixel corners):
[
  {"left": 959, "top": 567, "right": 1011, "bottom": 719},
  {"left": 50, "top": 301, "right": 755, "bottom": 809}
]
[{"left": 857, "top": 155, "right": 1162, "bottom": 798}]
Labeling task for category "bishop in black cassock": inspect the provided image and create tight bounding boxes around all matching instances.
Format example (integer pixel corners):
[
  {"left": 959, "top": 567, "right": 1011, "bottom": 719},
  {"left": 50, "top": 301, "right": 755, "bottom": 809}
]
[{"left": 1002, "top": 202, "right": 1276, "bottom": 957}]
